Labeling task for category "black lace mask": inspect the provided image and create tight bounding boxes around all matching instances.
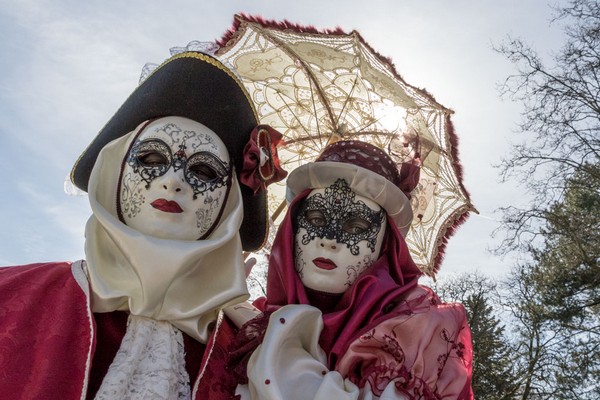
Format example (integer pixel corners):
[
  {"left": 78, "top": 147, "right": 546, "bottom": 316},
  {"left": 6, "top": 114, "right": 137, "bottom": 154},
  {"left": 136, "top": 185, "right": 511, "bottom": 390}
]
[
  {"left": 295, "top": 179, "right": 385, "bottom": 255},
  {"left": 127, "top": 138, "right": 231, "bottom": 199}
]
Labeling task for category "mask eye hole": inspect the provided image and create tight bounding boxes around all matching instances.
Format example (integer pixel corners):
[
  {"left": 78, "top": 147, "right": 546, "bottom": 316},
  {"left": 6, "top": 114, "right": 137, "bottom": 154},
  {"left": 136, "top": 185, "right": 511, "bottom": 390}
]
[
  {"left": 305, "top": 210, "right": 327, "bottom": 227},
  {"left": 186, "top": 152, "right": 229, "bottom": 181},
  {"left": 137, "top": 151, "right": 169, "bottom": 167},
  {"left": 342, "top": 217, "right": 372, "bottom": 234},
  {"left": 188, "top": 163, "right": 218, "bottom": 181},
  {"left": 130, "top": 139, "right": 172, "bottom": 170}
]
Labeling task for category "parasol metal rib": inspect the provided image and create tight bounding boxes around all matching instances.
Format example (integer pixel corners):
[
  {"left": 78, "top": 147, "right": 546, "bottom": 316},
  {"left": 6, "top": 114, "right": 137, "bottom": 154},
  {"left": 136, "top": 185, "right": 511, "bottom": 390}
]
[
  {"left": 332, "top": 75, "right": 361, "bottom": 137},
  {"left": 283, "top": 131, "right": 397, "bottom": 149}
]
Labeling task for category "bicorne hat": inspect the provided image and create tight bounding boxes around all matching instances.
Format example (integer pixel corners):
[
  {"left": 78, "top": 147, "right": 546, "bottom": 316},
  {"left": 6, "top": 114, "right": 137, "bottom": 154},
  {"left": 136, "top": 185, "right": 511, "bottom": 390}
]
[{"left": 70, "top": 52, "right": 268, "bottom": 251}]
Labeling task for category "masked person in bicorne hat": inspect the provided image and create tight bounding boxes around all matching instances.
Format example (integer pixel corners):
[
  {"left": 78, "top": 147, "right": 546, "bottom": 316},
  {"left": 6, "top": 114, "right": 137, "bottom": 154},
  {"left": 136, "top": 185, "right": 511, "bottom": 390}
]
[
  {"left": 221, "top": 140, "right": 474, "bottom": 400},
  {"left": 0, "top": 52, "right": 286, "bottom": 399}
]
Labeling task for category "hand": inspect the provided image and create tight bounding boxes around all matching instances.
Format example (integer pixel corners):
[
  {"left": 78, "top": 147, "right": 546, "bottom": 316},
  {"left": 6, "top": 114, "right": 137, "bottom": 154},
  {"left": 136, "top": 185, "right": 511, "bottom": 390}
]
[{"left": 244, "top": 256, "right": 257, "bottom": 277}]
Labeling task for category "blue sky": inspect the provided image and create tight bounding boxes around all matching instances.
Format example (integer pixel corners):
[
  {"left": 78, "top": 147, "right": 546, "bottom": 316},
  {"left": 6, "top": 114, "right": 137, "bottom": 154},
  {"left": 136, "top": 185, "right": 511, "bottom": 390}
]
[{"left": 0, "top": 0, "right": 564, "bottom": 278}]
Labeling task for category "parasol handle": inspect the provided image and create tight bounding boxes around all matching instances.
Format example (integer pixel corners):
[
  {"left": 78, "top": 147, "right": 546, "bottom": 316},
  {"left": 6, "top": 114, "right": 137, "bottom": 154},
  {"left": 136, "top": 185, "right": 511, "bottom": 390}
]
[
  {"left": 271, "top": 198, "right": 288, "bottom": 221},
  {"left": 243, "top": 199, "right": 288, "bottom": 261}
]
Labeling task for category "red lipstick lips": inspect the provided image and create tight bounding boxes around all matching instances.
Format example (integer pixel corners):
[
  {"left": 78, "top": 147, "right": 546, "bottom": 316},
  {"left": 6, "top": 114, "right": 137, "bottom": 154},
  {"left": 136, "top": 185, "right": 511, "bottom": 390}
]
[
  {"left": 312, "top": 257, "right": 337, "bottom": 270},
  {"left": 151, "top": 199, "right": 183, "bottom": 213}
]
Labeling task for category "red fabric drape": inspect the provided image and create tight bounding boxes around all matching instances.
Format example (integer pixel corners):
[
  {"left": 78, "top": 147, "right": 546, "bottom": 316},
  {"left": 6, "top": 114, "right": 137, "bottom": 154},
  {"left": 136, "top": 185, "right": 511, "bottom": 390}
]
[{"left": 257, "top": 192, "right": 423, "bottom": 367}]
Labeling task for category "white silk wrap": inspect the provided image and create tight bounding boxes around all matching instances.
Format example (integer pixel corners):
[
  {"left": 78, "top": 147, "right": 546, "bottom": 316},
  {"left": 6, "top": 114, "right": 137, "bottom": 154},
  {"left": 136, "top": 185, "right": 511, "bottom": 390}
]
[
  {"left": 236, "top": 305, "right": 411, "bottom": 400},
  {"left": 235, "top": 305, "right": 356, "bottom": 400}
]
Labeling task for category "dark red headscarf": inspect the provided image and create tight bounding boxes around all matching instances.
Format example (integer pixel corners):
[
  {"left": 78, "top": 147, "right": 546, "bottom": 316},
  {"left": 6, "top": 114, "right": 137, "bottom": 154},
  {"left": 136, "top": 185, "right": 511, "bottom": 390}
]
[{"left": 254, "top": 190, "right": 423, "bottom": 368}]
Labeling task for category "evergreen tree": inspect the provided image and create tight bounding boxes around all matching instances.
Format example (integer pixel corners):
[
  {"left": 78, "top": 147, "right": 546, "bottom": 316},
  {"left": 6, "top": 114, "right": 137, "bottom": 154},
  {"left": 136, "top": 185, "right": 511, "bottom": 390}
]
[
  {"left": 436, "top": 273, "right": 516, "bottom": 399},
  {"left": 531, "top": 165, "right": 600, "bottom": 326},
  {"left": 511, "top": 167, "right": 600, "bottom": 399}
]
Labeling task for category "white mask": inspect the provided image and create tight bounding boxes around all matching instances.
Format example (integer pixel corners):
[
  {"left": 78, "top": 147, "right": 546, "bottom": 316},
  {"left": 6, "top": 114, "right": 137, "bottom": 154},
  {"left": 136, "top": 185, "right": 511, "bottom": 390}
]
[
  {"left": 294, "top": 179, "right": 387, "bottom": 294},
  {"left": 118, "top": 116, "right": 231, "bottom": 240}
]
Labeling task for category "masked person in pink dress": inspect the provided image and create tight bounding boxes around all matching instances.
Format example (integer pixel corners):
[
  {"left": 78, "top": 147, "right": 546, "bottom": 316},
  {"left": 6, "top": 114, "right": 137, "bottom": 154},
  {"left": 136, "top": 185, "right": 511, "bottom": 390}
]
[
  {"left": 0, "top": 51, "right": 285, "bottom": 399},
  {"left": 226, "top": 140, "right": 473, "bottom": 400}
]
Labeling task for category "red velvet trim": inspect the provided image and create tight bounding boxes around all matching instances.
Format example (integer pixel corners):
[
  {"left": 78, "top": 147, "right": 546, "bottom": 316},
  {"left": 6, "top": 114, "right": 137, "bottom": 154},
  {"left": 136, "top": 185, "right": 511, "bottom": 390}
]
[
  {"left": 217, "top": 14, "right": 348, "bottom": 47},
  {"left": 184, "top": 331, "right": 206, "bottom": 388},
  {"left": 428, "top": 114, "right": 473, "bottom": 275},
  {"left": 87, "top": 311, "right": 129, "bottom": 399},
  {"left": 431, "top": 208, "right": 471, "bottom": 276},
  {"left": 194, "top": 316, "right": 239, "bottom": 399},
  {"left": 305, "top": 287, "right": 343, "bottom": 314},
  {"left": 0, "top": 262, "right": 92, "bottom": 399}
]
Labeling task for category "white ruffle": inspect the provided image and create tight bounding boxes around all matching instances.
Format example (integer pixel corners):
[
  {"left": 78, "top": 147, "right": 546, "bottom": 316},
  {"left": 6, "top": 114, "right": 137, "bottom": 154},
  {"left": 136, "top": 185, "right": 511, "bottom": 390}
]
[{"left": 95, "top": 315, "right": 190, "bottom": 400}]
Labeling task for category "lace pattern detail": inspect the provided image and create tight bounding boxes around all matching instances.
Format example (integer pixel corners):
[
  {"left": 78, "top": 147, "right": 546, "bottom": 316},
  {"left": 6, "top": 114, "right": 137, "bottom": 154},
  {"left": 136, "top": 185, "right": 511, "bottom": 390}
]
[
  {"left": 338, "top": 287, "right": 472, "bottom": 399},
  {"left": 226, "top": 312, "right": 272, "bottom": 385},
  {"left": 95, "top": 315, "right": 191, "bottom": 400},
  {"left": 296, "top": 178, "right": 385, "bottom": 255}
]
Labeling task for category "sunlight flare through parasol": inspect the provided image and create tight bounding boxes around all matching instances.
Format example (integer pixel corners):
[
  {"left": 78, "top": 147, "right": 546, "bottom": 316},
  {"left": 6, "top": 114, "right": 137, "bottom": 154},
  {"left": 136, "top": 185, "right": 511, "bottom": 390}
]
[{"left": 216, "top": 15, "right": 476, "bottom": 276}]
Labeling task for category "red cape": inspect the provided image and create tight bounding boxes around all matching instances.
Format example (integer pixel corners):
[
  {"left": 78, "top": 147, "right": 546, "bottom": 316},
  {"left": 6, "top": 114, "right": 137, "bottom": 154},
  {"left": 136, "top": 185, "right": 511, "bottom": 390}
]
[
  {"left": 0, "top": 262, "right": 238, "bottom": 399},
  {"left": 0, "top": 262, "right": 93, "bottom": 399}
]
